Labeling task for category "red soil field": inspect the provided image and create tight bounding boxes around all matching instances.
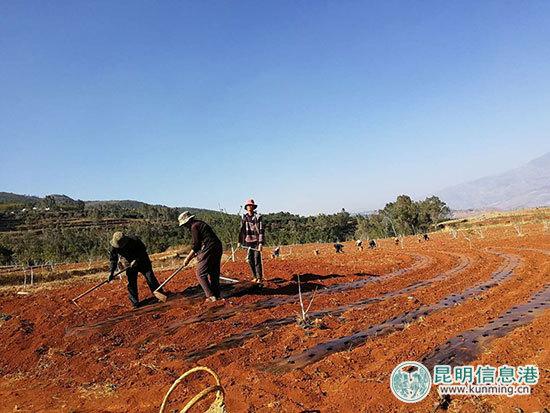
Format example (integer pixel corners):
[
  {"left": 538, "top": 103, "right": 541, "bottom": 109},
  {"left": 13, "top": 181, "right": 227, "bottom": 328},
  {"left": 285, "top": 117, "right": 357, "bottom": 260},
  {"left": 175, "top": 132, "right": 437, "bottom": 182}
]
[{"left": 0, "top": 221, "right": 548, "bottom": 412}]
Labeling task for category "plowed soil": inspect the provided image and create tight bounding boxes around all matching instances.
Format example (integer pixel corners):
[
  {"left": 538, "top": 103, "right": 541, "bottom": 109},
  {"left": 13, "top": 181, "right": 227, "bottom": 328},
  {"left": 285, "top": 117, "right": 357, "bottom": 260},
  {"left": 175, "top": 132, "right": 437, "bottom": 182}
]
[{"left": 0, "top": 222, "right": 548, "bottom": 412}]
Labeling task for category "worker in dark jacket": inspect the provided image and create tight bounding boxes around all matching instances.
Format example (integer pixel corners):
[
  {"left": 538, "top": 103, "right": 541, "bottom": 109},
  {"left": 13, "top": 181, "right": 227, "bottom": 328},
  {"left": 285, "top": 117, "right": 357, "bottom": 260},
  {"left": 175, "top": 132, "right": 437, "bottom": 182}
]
[
  {"left": 179, "top": 211, "right": 223, "bottom": 302},
  {"left": 108, "top": 232, "right": 163, "bottom": 308},
  {"left": 238, "top": 199, "right": 265, "bottom": 283}
]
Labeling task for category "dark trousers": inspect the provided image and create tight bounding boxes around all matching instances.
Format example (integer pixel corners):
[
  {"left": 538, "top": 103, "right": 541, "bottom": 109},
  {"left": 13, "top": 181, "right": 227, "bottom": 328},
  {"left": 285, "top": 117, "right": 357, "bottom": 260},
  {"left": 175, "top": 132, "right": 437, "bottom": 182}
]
[
  {"left": 247, "top": 248, "right": 263, "bottom": 280},
  {"left": 196, "top": 246, "right": 222, "bottom": 299},
  {"left": 126, "top": 266, "right": 161, "bottom": 307}
]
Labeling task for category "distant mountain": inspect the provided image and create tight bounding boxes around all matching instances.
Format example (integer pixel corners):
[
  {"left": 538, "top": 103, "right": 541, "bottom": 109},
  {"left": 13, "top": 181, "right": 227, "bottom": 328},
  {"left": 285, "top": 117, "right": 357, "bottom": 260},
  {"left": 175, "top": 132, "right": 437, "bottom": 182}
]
[
  {"left": 436, "top": 152, "right": 550, "bottom": 210},
  {"left": 0, "top": 192, "right": 40, "bottom": 204},
  {"left": 0, "top": 192, "right": 216, "bottom": 214},
  {"left": 85, "top": 199, "right": 216, "bottom": 214},
  {"left": 48, "top": 194, "right": 83, "bottom": 206},
  {"left": 0, "top": 192, "right": 82, "bottom": 206},
  {"left": 85, "top": 199, "right": 149, "bottom": 209}
]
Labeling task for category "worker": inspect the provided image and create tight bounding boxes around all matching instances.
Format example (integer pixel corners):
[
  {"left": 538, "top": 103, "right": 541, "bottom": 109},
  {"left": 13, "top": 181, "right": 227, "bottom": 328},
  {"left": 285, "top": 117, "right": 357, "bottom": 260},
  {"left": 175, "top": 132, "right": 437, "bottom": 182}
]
[
  {"left": 272, "top": 246, "right": 281, "bottom": 259},
  {"left": 356, "top": 239, "right": 364, "bottom": 251},
  {"left": 108, "top": 232, "right": 163, "bottom": 308},
  {"left": 369, "top": 239, "right": 377, "bottom": 249},
  {"left": 334, "top": 243, "right": 344, "bottom": 253},
  {"left": 238, "top": 199, "right": 265, "bottom": 283},
  {"left": 179, "top": 211, "right": 223, "bottom": 302}
]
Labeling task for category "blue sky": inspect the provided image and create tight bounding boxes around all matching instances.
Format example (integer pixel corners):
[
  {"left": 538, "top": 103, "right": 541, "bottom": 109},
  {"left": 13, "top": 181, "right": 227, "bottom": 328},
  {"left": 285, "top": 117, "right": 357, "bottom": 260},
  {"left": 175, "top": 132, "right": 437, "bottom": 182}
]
[{"left": 1, "top": 1, "right": 549, "bottom": 215}]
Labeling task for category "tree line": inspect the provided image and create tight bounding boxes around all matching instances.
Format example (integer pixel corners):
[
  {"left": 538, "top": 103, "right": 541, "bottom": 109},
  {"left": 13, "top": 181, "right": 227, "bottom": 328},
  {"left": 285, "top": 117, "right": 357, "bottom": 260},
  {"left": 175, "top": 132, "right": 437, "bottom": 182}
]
[{"left": 0, "top": 195, "right": 450, "bottom": 266}]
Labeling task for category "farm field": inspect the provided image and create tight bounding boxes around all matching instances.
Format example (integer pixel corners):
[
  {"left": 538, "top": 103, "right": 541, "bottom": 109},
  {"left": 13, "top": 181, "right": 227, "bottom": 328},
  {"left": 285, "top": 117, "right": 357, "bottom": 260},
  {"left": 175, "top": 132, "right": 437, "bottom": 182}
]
[{"left": 0, "top": 215, "right": 548, "bottom": 412}]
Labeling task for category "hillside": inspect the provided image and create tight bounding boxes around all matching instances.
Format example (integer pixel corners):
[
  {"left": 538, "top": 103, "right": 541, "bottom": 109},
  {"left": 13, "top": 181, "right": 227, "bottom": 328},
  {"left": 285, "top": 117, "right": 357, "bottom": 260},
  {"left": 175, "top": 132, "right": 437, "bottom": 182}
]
[
  {"left": 0, "top": 192, "right": 40, "bottom": 204},
  {"left": 436, "top": 152, "right": 550, "bottom": 210},
  {"left": 1, "top": 215, "right": 549, "bottom": 412}
]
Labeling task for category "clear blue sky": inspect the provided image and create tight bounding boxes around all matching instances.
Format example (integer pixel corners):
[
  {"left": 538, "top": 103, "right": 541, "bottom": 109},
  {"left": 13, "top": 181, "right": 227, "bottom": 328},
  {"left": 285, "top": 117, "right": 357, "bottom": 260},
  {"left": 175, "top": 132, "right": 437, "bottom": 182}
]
[{"left": 1, "top": 1, "right": 549, "bottom": 215}]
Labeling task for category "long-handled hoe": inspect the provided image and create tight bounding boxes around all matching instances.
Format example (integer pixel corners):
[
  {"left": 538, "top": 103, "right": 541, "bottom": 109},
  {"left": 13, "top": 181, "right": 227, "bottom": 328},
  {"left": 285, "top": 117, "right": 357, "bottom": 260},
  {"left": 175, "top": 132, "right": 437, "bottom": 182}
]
[
  {"left": 153, "top": 261, "right": 240, "bottom": 303},
  {"left": 153, "top": 262, "right": 189, "bottom": 302},
  {"left": 70, "top": 261, "right": 136, "bottom": 306}
]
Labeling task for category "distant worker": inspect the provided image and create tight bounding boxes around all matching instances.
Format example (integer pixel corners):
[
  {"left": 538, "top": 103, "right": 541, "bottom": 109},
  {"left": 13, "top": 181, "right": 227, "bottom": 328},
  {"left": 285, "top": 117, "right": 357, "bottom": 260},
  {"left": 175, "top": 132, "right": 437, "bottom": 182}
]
[
  {"left": 334, "top": 243, "right": 344, "bottom": 253},
  {"left": 272, "top": 246, "right": 281, "bottom": 259},
  {"left": 356, "top": 239, "right": 364, "bottom": 251},
  {"left": 179, "top": 212, "right": 223, "bottom": 302},
  {"left": 423, "top": 233, "right": 430, "bottom": 241},
  {"left": 369, "top": 239, "right": 377, "bottom": 249},
  {"left": 238, "top": 199, "right": 265, "bottom": 284},
  {"left": 314, "top": 249, "right": 320, "bottom": 256},
  {"left": 394, "top": 237, "right": 400, "bottom": 246},
  {"left": 108, "top": 232, "right": 164, "bottom": 309}
]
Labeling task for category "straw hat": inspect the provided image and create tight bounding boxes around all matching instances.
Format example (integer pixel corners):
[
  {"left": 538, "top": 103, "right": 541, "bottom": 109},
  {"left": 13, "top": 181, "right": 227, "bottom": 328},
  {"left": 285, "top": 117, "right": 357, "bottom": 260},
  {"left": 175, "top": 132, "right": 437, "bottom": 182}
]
[
  {"left": 178, "top": 211, "right": 195, "bottom": 226},
  {"left": 110, "top": 231, "right": 128, "bottom": 248}
]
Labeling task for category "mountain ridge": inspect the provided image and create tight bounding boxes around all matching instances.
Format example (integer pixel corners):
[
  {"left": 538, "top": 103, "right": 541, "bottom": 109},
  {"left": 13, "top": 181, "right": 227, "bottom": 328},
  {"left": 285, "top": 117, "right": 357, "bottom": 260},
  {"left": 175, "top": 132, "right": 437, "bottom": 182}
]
[
  {"left": 435, "top": 152, "right": 550, "bottom": 210},
  {"left": 0, "top": 192, "right": 213, "bottom": 213}
]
